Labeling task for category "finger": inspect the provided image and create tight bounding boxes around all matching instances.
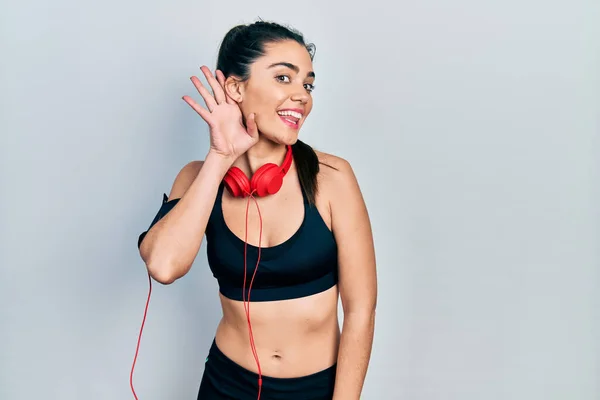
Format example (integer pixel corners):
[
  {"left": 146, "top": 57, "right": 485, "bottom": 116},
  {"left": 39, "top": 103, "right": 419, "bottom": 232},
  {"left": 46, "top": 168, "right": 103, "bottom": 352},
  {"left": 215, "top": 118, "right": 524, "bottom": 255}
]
[
  {"left": 200, "top": 66, "right": 226, "bottom": 105},
  {"left": 182, "top": 95, "right": 213, "bottom": 124},
  {"left": 190, "top": 76, "right": 217, "bottom": 112},
  {"left": 246, "top": 113, "right": 259, "bottom": 139},
  {"left": 216, "top": 70, "right": 236, "bottom": 105}
]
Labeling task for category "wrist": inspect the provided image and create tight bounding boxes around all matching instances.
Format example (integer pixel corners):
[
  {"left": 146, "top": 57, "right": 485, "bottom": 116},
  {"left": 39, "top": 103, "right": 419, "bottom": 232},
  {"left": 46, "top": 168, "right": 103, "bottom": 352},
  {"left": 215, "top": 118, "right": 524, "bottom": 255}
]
[{"left": 204, "top": 150, "right": 236, "bottom": 173}]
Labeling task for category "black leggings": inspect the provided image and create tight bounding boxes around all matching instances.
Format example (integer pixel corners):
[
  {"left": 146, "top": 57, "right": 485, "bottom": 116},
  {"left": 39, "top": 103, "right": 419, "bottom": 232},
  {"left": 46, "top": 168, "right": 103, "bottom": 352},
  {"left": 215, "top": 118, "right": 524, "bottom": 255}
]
[{"left": 197, "top": 339, "right": 336, "bottom": 400}]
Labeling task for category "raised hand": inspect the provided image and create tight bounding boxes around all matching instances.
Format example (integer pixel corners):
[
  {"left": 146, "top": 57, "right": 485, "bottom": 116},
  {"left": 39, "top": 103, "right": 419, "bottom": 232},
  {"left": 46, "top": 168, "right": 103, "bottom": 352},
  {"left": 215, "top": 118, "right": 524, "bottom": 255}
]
[{"left": 182, "top": 66, "right": 259, "bottom": 161}]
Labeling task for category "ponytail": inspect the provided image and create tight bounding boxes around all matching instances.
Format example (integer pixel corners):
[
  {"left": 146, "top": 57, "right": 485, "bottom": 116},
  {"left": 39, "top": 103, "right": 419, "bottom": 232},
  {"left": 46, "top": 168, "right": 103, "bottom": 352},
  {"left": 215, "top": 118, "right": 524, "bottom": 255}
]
[{"left": 292, "top": 139, "right": 336, "bottom": 206}]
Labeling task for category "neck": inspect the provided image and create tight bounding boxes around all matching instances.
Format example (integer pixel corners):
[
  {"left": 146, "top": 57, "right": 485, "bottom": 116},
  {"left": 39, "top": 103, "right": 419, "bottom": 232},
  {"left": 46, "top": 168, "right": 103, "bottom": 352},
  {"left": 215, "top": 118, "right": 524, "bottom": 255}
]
[{"left": 234, "top": 136, "right": 289, "bottom": 175}]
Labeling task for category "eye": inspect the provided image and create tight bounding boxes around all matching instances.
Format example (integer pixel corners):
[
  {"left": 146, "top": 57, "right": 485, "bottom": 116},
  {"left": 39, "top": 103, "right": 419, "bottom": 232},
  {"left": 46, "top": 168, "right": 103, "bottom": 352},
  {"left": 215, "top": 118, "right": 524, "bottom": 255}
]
[
  {"left": 275, "top": 75, "right": 315, "bottom": 93},
  {"left": 275, "top": 75, "right": 290, "bottom": 83}
]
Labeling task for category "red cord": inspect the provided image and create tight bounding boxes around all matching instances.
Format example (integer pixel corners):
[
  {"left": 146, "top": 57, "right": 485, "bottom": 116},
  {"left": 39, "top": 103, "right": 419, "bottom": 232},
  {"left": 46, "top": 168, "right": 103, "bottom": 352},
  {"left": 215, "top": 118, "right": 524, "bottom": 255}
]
[
  {"left": 130, "top": 271, "right": 152, "bottom": 399},
  {"left": 131, "top": 191, "right": 265, "bottom": 400},
  {"left": 244, "top": 191, "right": 263, "bottom": 400}
]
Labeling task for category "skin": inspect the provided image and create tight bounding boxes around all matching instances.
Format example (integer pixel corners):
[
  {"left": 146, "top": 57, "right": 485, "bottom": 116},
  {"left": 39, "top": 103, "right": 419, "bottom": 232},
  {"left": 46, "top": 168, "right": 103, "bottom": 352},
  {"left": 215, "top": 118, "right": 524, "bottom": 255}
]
[{"left": 152, "top": 40, "right": 377, "bottom": 399}]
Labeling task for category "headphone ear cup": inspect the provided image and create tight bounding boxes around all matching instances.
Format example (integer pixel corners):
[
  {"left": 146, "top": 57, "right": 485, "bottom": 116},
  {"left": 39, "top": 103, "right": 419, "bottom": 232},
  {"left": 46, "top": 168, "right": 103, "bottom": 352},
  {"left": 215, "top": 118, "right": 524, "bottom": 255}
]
[
  {"left": 251, "top": 163, "right": 283, "bottom": 197},
  {"left": 224, "top": 167, "right": 251, "bottom": 197}
]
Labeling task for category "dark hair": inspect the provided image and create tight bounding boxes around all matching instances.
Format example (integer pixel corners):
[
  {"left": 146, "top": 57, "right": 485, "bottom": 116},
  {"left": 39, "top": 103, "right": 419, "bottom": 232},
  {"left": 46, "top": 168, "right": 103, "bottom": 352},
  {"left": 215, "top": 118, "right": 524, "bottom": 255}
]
[{"left": 216, "top": 20, "right": 328, "bottom": 205}]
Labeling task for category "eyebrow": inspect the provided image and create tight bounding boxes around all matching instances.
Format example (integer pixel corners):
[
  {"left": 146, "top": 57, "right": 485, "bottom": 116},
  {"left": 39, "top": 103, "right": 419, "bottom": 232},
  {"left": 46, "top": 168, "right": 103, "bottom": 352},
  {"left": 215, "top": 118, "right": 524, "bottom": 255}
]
[{"left": 268, "top": 62, "right": 315, "bottom": 78}]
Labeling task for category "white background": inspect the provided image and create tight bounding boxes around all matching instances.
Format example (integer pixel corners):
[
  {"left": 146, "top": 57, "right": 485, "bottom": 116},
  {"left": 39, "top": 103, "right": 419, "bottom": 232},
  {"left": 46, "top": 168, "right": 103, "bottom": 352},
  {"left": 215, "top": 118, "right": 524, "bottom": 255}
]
[{"left": 1, "top": 0, "right": 598, "bottom": 398}]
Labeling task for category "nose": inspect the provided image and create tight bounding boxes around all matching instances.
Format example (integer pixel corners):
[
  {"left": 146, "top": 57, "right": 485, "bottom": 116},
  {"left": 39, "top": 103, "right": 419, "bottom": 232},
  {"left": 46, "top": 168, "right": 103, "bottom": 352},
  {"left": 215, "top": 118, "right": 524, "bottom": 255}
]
[{"left": 290, "top": 86, "right": 310, "bottom": 104}]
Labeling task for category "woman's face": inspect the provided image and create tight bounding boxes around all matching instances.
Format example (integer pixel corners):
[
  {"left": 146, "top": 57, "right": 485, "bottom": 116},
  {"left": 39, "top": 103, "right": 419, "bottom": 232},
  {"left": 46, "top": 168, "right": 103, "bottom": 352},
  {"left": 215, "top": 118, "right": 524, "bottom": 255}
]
[{"left": 228, "top": 40, "right": 315, "bottom": 145}]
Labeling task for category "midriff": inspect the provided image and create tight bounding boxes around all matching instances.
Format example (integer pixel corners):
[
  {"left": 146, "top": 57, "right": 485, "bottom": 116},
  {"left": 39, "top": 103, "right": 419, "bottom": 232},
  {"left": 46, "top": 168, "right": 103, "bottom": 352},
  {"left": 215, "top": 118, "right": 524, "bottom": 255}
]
[{"left": 214, "top": 285, "right": 340, "bottom": 378}]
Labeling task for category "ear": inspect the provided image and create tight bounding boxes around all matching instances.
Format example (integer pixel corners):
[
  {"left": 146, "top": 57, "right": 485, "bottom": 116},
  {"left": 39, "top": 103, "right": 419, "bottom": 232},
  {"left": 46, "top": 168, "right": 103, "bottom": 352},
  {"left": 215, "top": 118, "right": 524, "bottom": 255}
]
[{"left": 224, "top": 76, "right": 245, "bottom": 103}]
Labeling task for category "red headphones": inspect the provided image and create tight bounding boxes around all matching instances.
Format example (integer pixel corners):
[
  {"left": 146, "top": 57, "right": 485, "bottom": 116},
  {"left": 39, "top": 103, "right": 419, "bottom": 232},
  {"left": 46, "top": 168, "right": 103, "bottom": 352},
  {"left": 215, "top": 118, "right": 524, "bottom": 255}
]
[{"left": 223, "top": 145, "right": 293, "bottom": 197}]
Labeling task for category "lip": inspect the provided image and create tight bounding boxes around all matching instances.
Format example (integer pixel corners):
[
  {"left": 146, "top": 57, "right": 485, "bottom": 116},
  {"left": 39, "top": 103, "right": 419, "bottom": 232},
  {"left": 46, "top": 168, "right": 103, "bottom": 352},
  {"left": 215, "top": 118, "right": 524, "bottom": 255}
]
[
  {"left": 279, "top": 115, "right": 300, "bottom": 129},
  {"left": 277, "top": 108, "right": 304, "bottom": 129}
]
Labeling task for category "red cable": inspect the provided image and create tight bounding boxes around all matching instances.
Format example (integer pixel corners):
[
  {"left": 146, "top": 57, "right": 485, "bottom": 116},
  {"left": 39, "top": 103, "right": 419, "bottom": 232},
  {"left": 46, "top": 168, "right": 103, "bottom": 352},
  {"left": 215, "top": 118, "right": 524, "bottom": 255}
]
[
  {"left": 131, "top": 190, "right": 265, "bottom": 400},
  {"left": 130, "top": 271, "right": 152, "bottom": 399},
  {"left": 244, "top": 191, "right": 263, "bottom": 399}
]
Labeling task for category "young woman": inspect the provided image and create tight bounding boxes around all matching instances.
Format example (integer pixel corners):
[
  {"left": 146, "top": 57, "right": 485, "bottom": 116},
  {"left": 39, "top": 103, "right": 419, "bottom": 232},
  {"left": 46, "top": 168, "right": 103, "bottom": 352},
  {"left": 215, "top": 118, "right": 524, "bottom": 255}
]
[{"left": 137, "top": 21, "right": 377, "bottom": 400}]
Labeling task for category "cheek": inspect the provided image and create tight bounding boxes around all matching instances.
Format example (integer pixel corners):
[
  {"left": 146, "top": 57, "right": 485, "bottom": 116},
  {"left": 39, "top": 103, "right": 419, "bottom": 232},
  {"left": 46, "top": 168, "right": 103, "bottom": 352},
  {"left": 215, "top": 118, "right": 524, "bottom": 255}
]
[
  {"left": 254, "top": 92, "right": 288, "bottom": 125},
  {"left": 239, "top": 91, "right": 273, "bottom": 119},
  {"left": 245, "top": 81, "right": 283, "bottom": 108},
  {"left": 306, "top": 100, "right": 314, "bottom": 114},
  {"left": 302, "top": 101, "right": 314, "bottom": 119}
]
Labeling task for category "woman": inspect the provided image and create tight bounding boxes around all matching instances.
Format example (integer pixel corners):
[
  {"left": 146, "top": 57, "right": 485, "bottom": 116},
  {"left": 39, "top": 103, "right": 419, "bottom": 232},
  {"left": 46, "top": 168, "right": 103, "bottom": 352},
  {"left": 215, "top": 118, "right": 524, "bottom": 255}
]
[{"left": 137, "top": 21, "right": 377, "bottom": 400}]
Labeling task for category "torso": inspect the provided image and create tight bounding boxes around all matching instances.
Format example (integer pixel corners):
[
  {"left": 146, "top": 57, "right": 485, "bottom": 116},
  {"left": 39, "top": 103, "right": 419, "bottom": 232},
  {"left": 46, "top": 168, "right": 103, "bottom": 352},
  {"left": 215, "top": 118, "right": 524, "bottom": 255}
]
[
  {"left": 208, "top": 150, "right": 342, "bottom": 378},
  {"left": 215, "top": 286, "right": 340, "bottom": 378}
]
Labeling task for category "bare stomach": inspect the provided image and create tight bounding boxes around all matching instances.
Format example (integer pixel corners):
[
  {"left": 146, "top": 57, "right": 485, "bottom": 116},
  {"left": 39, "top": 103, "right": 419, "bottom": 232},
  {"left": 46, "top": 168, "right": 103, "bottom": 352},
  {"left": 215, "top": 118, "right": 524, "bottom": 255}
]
[{"left": 214, "top": 285, "right": 340, "bottom": 378}]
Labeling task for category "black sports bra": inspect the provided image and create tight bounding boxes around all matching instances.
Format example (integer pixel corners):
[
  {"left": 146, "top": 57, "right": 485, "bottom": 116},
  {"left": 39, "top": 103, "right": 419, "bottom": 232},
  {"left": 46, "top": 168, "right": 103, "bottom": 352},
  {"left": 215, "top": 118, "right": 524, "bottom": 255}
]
[
  {"left": 206, "top": 183, "right": 338, "bottom": 301},
  {"left": 138, "top": 183, "right": 339, "bottom": 302}
]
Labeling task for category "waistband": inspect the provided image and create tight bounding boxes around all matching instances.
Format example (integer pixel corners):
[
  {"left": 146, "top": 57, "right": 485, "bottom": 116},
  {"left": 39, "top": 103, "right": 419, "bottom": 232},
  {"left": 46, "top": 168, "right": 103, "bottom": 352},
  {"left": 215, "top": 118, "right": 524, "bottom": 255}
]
[{"left": 203, "top": 339, "right": 337, "bottom": 400}]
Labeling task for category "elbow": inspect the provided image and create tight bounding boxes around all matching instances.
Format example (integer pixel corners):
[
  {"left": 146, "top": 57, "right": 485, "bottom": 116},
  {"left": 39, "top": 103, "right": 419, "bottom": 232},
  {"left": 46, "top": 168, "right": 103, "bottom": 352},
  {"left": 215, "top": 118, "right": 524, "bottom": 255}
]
[
  {"left": 344, "top": 309, "right": 376, "bottom": 336},
  {"left": 344, "top": 304, "right": 377, "bottom": 324},
  {"left": 139, "top": 238, "right": 194, "bottom": 284},
  {"left": 139, "top": 240, "right": 177, "bottom": 284},
  {"left": 145, "top": 256, "right": 180, "bottom": 285},
  {"left": 150, "top": 268, "right": 177, "bottom": 285}
]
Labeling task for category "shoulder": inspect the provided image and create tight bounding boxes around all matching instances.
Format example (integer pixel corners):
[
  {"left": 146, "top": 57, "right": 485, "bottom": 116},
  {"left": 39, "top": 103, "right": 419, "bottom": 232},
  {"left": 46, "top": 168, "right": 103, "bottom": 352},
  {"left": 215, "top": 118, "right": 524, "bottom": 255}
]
[
  {"left": 314, "top": 149, "right": 358, "bottom": 188},
  {"left": 313, "top": 149, "right": 362, "bottom": 206},
  {"left": 314, "top": 150, "right": 371, "bottom": 246},
  {"left": 167, "top": 160, "right": 204, "bottom": 200}
]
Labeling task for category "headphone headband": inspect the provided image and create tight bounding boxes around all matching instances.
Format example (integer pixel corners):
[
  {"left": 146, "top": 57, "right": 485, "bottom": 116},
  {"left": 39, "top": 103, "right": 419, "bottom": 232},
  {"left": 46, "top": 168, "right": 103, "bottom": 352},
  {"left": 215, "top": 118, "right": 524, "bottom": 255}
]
[{"left": 280, "top": 144, "right": 293, "bottom": 174}]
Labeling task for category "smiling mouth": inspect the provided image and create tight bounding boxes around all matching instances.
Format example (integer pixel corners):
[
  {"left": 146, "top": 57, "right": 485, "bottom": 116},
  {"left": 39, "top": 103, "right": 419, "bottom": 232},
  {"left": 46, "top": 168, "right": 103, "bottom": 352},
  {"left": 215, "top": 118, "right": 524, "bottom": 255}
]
[{"left": 277, "top": 110, "right": 303, "bottom": 129}]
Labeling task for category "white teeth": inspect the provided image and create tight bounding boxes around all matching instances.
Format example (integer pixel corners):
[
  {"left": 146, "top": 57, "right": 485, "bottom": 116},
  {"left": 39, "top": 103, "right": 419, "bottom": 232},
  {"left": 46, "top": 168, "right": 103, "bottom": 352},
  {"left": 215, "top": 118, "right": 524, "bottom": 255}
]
[{"left": 277, "top": 110, "right": 303, "bottom": 119}]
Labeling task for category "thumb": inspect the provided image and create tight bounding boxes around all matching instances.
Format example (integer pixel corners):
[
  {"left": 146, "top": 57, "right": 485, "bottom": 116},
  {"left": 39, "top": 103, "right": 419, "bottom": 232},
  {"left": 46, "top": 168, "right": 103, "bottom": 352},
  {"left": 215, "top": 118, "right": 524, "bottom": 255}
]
[{"left": 246, "top": 113, "right": 259, "bottom": 139}]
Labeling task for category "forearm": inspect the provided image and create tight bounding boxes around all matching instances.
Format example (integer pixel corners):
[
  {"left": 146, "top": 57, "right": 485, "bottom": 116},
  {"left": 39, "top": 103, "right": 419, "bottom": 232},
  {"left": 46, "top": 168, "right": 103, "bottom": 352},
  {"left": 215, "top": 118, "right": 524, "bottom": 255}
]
[
  {"left": 332, "top": 310, "right": 376, "bottom": 400},
  {"left": 141, "top": 151, "right": 233, "bottom": 283}
]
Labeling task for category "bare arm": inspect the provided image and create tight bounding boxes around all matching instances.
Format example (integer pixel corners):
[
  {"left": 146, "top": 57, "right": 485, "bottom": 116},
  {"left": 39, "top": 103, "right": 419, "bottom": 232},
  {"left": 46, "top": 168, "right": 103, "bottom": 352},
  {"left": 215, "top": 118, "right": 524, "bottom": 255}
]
[
  {"left": 328, "top": 158, "right": 377, "bottom": 400},
  {"left": 139, "top": 66, "right": 259, "bottom": 284},
  {"left": 139, "top": 151, "right": 233, "bottom": 284}
]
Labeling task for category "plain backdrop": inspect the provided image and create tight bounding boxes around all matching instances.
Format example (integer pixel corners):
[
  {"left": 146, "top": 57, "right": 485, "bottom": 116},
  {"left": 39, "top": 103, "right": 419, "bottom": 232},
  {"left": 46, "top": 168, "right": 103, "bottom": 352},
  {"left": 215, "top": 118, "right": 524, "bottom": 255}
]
[{"left": 1, "top": 0, "right": 598, "bottom": 399}]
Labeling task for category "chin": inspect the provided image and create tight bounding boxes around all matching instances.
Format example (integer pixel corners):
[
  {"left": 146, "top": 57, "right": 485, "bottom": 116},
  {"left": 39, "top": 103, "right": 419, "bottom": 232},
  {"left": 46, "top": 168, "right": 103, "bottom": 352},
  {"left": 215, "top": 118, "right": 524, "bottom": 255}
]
[
  {"left": 259, "top": 126, "right": 301, "bottom": 146},
  {"left": 283, "top": 136, "right": 300, "bottom": 146},
  {"left": 267, "top": 134, "right": 299, "bottom": 146}
]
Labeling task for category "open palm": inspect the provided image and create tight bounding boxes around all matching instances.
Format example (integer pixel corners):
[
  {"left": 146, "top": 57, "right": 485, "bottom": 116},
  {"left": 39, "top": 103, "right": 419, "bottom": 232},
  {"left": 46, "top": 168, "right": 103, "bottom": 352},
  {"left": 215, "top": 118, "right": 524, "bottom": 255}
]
[{"left": 182, "top": 66, "right": 258, "bottom": 160}]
